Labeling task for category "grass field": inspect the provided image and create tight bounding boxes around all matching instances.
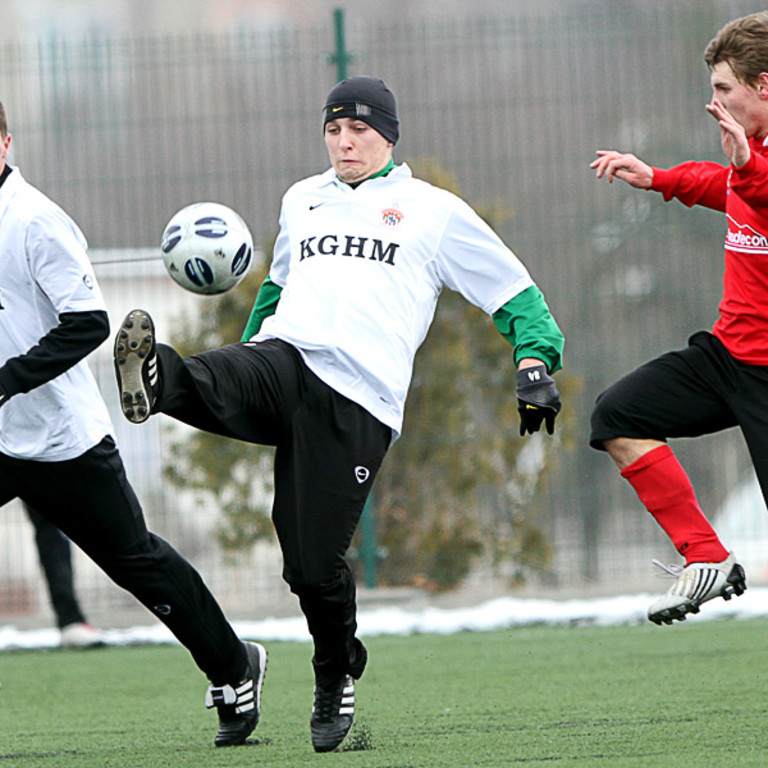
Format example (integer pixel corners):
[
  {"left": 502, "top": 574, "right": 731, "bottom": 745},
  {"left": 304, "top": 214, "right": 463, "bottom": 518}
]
[{"left": 2, "top": 617, "right": 767, "bottom": 767}]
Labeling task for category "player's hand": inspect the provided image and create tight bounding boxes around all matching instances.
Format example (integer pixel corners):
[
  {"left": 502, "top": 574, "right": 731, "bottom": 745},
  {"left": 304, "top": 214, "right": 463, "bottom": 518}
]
[
  {"left": 516, "top": 364, "right": 561, "bottom": 436},
  {"left": 705, "top": 98, "right": 750, "bottom": 168},
  {"left": 590, "top": 150, "right": 654, "bottom": 189}
]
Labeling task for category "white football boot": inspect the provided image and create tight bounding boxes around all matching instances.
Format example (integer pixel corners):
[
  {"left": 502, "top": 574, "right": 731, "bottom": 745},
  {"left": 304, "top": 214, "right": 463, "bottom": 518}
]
[
  {"left": 647, "top": 552, "right": 746, "bottom": 625},
  {"left": 60, "top": 622, "right": 106, "bottom": 649}
]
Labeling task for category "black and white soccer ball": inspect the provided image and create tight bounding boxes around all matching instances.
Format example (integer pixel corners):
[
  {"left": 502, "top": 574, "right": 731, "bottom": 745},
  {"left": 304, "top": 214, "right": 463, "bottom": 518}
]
[{"left": 160, "top": 202, "right": 253, "bottom": 295}]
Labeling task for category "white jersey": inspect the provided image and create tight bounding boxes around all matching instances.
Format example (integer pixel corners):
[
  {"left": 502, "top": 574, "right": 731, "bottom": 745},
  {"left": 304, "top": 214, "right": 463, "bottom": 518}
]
[
  {"left": 0, "top": 168, "right": 113, "bottom": 461},
  {"left": 253, "top": 163, "right": 534, "bottom": 436}
]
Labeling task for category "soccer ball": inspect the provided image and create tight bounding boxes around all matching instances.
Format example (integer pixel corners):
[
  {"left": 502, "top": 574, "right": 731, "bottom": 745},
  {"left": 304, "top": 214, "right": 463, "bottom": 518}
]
[{"left": 160, "top": 202, "right": 253, "bottom": 295}]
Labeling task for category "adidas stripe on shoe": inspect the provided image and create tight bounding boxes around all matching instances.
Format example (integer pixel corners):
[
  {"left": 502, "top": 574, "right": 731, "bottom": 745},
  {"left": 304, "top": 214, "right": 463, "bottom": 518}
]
[
  {"left": 310, "top": 674, "right": 355, "bottom": 753},
  {"left": 647, "top": 552, "right": 746, "bottom": 625},
  {"left": 114, "top": 309, "right": 158, "bottom": 424},
  {"left": 206, "top": 641, "right": 267, "bottom": 747}
]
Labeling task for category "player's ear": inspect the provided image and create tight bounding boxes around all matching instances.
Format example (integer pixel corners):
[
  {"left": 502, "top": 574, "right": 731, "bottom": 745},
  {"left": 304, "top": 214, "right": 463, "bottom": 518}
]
[
  {"left": 0, "top": 133, "right": 11, "bottom": 162},
  {"left": 757, "top": 71, "right": 768, "bottom": 99}
]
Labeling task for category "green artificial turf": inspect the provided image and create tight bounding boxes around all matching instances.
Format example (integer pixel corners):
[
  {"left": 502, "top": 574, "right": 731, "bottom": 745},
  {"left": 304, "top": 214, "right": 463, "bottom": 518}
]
[{"left": 1, "top": 617, "right": 767, "bottom": 767}]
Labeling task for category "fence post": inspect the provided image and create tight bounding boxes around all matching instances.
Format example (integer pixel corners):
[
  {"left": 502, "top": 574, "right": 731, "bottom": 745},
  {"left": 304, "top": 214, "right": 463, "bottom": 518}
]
[
  {"left": 329, "top": 7, "right": 378, "bottom": 589},
  {"left": 330, "top": 7, "right": 353, "bottom": 81}
]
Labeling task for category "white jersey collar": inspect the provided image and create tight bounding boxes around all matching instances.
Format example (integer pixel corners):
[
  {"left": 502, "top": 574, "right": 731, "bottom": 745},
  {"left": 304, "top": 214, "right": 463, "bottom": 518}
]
[{"left": 320, "top": 162, "right": 413, "bottom": 190}]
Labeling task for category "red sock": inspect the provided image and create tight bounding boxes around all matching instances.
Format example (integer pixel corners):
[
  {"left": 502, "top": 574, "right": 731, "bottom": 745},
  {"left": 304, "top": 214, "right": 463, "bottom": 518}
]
[{"left": 620, "top": 444, "right": 728, "bottom": 565}]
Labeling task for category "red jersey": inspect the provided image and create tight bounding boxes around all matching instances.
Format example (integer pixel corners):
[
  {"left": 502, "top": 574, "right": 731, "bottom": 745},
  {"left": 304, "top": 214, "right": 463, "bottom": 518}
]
[{"left": 651, "top": 135, "right": 768, "bottom": 365}]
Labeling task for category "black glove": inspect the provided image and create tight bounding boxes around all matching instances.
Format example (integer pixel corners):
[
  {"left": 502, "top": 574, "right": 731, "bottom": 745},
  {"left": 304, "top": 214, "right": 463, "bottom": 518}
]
[{"left": 516, "top": 364, "right": 561, "bottom": 436}]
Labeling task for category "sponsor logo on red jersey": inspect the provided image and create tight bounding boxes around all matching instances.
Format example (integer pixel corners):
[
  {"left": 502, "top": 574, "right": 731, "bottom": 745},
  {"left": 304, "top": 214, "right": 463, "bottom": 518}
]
[{"left": 725, "top": 214, "right": 768, "bottom": 255}]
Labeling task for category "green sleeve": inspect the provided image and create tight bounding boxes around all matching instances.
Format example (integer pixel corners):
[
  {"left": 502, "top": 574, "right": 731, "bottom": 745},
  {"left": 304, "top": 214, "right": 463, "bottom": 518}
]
[
  {"left": 492, "top": 285, "right": 564, "bottom": 374},
  {"left": 241, "top": 277, "right": 283, "bottom": 341}
]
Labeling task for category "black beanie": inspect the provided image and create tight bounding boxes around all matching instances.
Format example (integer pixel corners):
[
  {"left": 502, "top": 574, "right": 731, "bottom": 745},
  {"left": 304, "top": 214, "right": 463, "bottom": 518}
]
[{"left": 323, "top": 76, "right": 399, "bottom": 145}]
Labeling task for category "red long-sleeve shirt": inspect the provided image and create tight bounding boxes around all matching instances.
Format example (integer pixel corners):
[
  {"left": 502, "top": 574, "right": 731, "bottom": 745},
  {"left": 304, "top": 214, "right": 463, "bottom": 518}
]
[{"left": 651, "top": 135, "right": 768, "bottom": 365}]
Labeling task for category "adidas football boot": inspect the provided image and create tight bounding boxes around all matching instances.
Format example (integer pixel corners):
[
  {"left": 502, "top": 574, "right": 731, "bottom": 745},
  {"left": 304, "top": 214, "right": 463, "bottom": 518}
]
[
  {"left": 648, "top": 552, "right": 746, "bottom": 625},
  {"left": 310, "top": 674, "right": 355, "bottom": 753},
  {"left": 206, "top": 641, "right": 267, "bottom": 747}
]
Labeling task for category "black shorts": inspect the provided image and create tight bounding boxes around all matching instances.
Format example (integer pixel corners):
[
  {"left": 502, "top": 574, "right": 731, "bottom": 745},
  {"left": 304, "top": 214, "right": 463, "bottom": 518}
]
[{"left": 590, "top": 330, "right": 768, "bottom": 490}]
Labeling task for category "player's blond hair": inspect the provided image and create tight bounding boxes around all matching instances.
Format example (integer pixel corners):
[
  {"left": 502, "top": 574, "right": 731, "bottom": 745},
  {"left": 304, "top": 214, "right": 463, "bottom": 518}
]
[
  {"left": 705, "top": 11, "right": 768, "bottom": 87},
  {"left": 0, "top": 102, "right": 6, "bottom": 139}
]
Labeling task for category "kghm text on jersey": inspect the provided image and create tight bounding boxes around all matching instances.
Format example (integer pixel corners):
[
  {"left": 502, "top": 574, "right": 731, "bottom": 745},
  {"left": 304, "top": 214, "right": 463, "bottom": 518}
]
[{"left": 299, "top": 235, "right": 399, "bottom": 265}]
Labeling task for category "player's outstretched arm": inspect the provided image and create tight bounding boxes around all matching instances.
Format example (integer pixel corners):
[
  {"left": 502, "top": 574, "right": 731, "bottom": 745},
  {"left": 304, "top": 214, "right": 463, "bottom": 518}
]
[{"left": 590, "top": 150, "right": 654, "bottom": 189}]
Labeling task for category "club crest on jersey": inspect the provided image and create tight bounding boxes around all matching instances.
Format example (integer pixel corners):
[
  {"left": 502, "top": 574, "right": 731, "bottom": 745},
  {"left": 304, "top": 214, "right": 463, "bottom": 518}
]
[{"left": 381, "top": 208, "right": 404, "bottom": 227}]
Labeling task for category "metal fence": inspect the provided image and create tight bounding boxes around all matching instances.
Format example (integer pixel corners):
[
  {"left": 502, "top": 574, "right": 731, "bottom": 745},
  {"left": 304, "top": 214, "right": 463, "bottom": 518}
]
[{"left": 2, "top": 0, "right": 768, "bottom": 627}]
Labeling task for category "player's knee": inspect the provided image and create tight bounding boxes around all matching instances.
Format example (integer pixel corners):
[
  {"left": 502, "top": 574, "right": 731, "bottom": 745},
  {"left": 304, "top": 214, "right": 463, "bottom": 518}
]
[
  {"left": 589, "top": 386, "right": 624, "bottom": 449},
  {"left": 591, "top": 383, "right": 620, "bottom": 418},
  {"left": 284, "top": 563, "right": 351, "bottom": 600},
  {"left": 92, "top": 533, "right": 176, "bottom": 582}
]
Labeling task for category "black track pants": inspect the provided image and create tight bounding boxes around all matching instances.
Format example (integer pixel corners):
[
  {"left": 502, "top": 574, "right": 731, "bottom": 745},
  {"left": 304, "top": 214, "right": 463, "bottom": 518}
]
[
  {"left": 155, "top": 339, "right": 391, "bottom": 684},
  {"left": 0, "top": 437, "right": 245, "bottom": 685},
  {"left": 25, "top": 503, "right": 86, "bottom": 629}
]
